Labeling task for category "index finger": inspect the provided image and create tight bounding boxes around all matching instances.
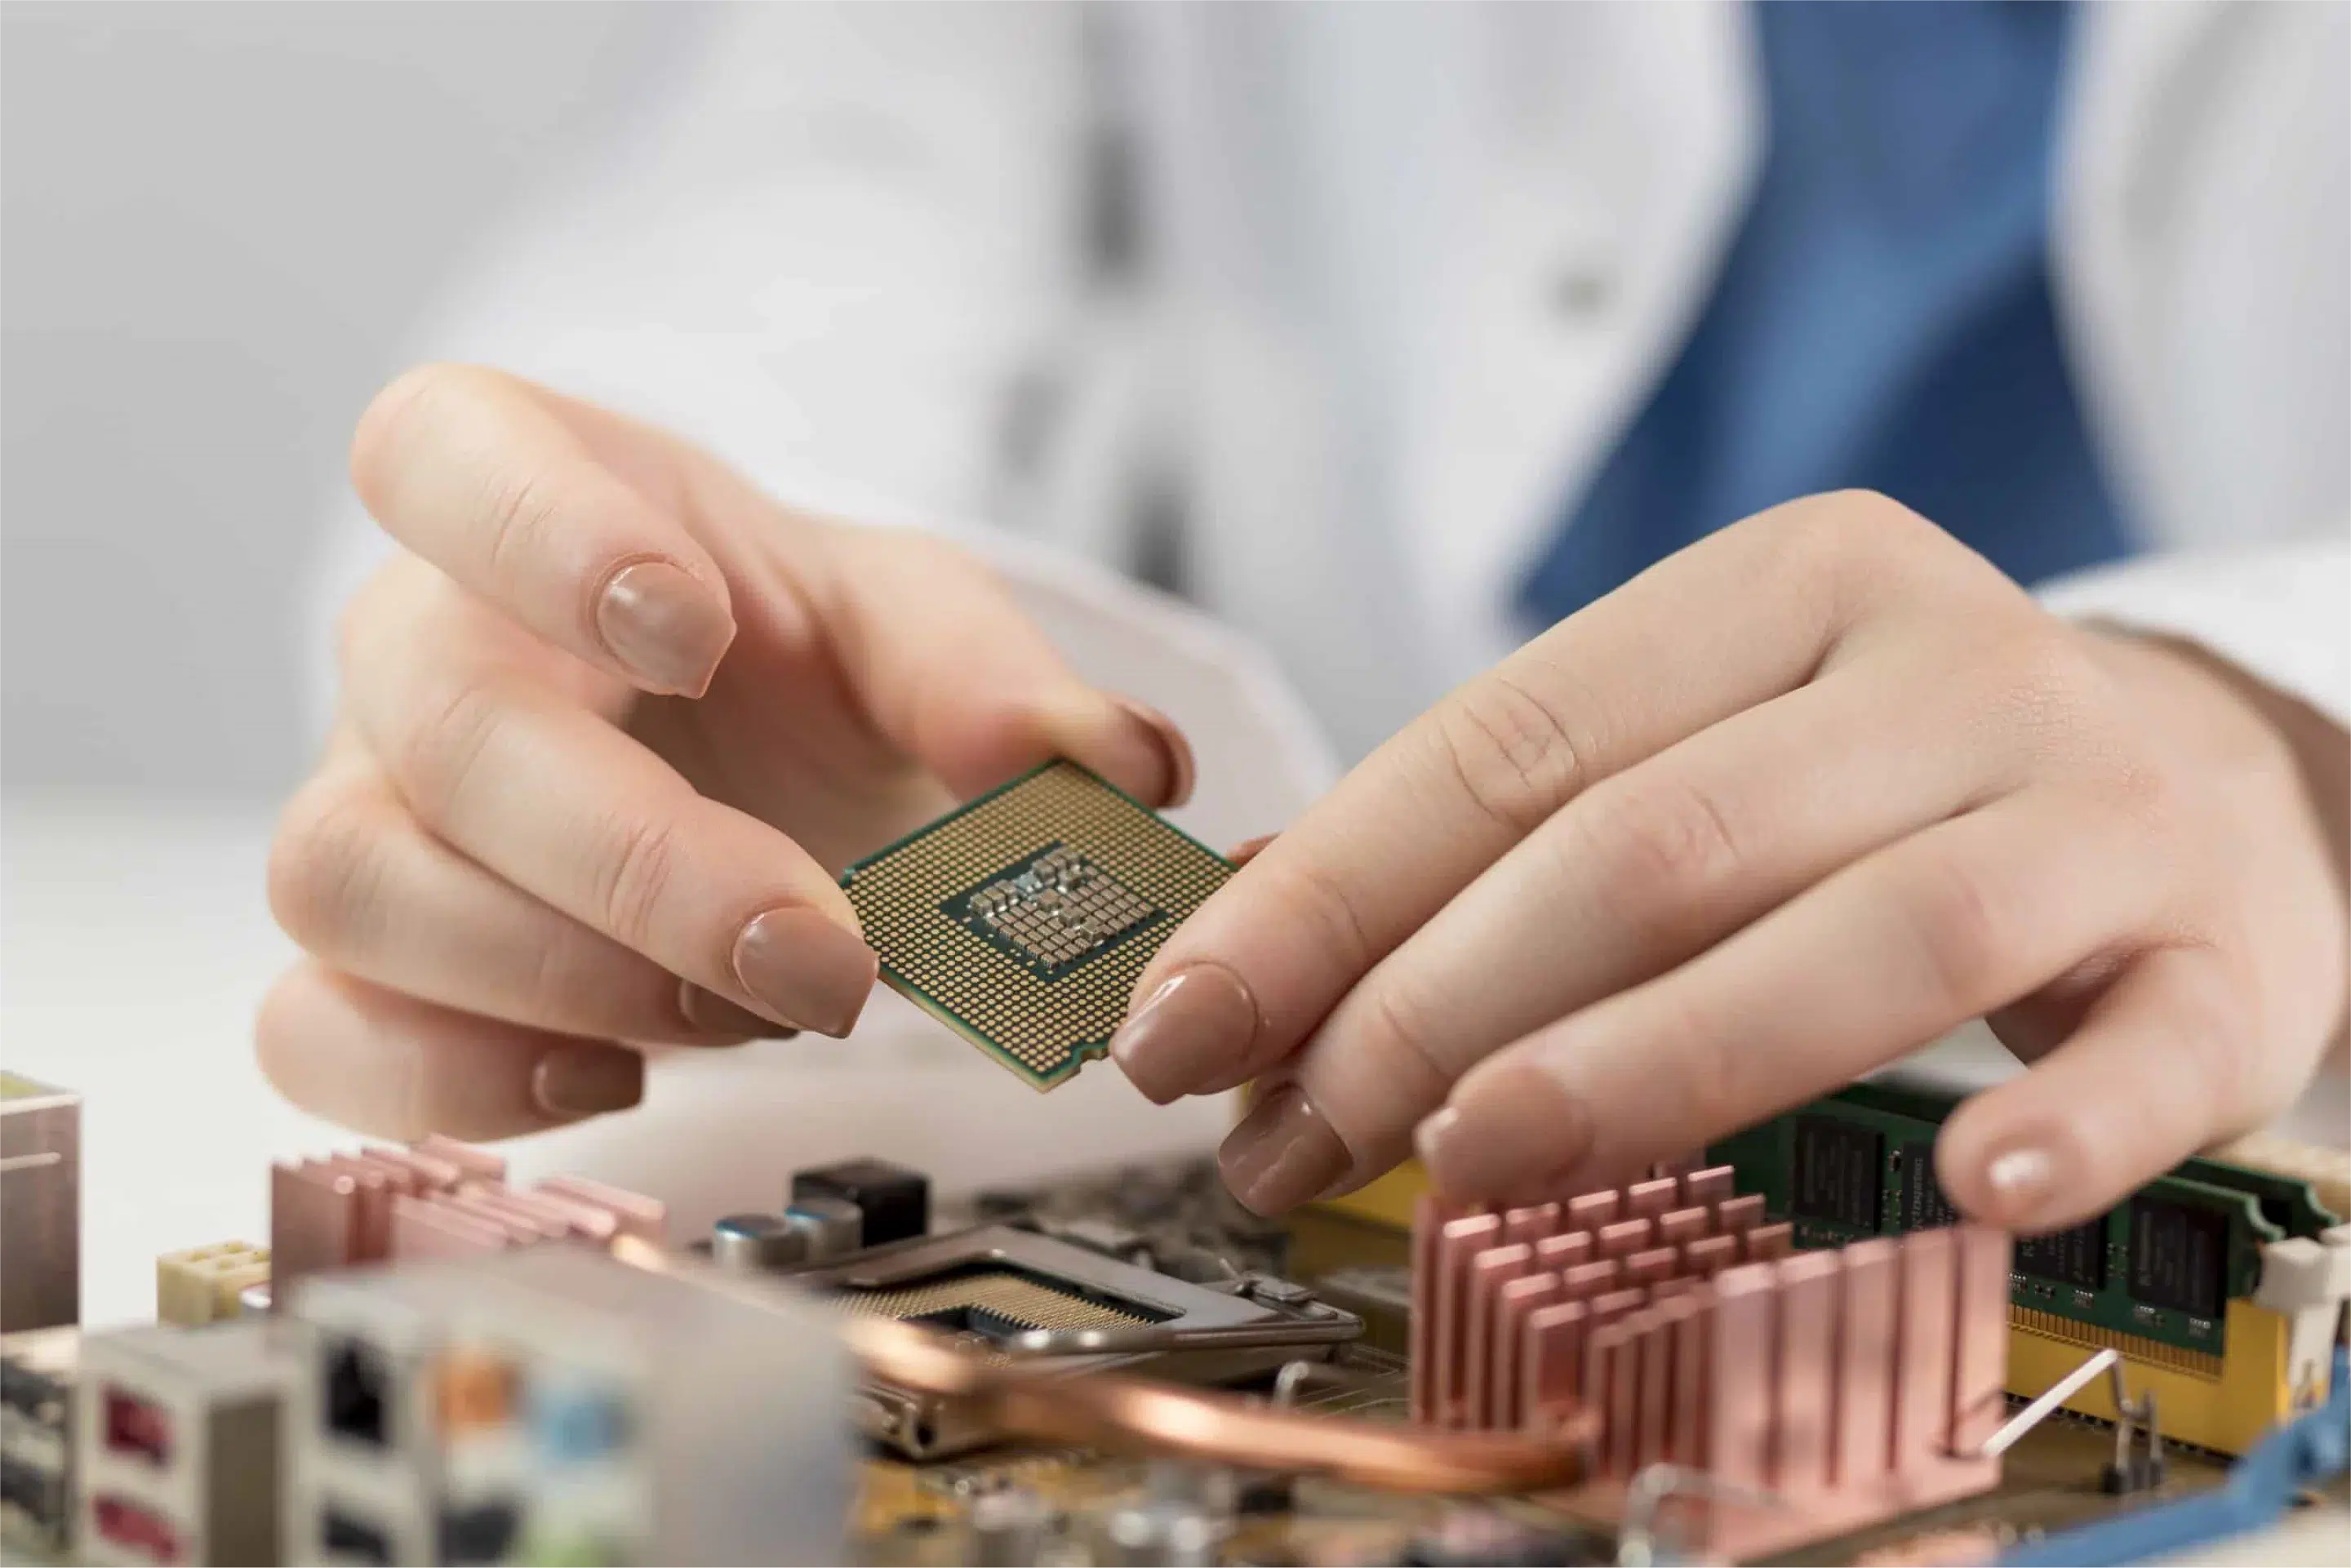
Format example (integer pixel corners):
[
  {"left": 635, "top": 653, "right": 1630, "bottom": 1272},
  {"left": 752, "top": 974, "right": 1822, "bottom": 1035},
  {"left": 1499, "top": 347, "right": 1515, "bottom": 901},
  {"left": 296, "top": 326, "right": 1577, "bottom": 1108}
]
[
  {"left": 1110, "top": 498, "right": 1925, "bottom": 1111},
  {"left": 351, "top": 364, "right": 738, "bottom": 697}
]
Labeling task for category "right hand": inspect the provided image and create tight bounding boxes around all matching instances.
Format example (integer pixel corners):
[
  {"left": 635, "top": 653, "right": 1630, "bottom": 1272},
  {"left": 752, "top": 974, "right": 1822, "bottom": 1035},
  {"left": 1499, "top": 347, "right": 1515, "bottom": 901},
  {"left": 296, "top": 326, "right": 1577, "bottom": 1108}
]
[{"left": 260, "top": 366, "right": 1193, "bottom": 1140}]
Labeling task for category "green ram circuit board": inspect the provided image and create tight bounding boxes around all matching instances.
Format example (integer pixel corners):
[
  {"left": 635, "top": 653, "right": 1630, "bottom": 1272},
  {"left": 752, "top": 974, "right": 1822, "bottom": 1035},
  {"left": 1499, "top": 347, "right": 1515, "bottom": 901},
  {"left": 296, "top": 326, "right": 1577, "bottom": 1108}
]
[{"left": 1705, "top": 1076, "right": 2340, "bottom": 1360}]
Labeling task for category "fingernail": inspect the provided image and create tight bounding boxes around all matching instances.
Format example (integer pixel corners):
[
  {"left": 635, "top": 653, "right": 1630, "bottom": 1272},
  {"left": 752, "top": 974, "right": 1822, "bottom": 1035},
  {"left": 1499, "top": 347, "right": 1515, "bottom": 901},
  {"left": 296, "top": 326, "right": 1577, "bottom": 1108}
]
[
  {"left": 731, "top": 907, "right": 878, "bottom": 1037},
  {"left": 532, "top": 1044, "right": 644, "bottom": 1119},
  {"left": 1111, "top": 964, "right": 1257, "bottom": 1104},
  {"left": 1414, "top": 1105, "right": 1464, "bottom": 1168},
  {"left": 1218, "top": 1084, "right": 1351, "bottom": 1215},
  {"left": 1224, "top": 833, "right": 1276, "bottom": 868},
  {"left": 1111, "top": 695, "right": 1197, "bottom": 808},
  {"left": 595, "top": 560, "right": 735, "bottom": 696},
  {"left": 1420, "top": 1065, "right": 1593, "bottom": 1202},
  {"left": 1982, "top": 1142, "right": 2060, "bottom": 1224},
  {"left": 678, "top": 980, "right": 797, "bottom": 1040}
]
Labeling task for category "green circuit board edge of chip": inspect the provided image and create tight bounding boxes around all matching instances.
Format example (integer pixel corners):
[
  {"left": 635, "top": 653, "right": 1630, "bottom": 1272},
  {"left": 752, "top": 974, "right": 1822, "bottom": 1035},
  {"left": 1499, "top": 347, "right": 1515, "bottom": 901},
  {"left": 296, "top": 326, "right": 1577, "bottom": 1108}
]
[{"left": 839, "top": 759, "right": 1234, "bottom": 1091}]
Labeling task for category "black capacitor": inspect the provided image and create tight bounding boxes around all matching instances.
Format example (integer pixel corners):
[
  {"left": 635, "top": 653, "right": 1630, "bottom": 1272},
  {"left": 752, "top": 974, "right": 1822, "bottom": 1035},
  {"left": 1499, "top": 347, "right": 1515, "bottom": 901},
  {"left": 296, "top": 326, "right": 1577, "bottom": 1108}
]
[{"left": 790, "top": 1158, "right": 930, "bottom": 1247}]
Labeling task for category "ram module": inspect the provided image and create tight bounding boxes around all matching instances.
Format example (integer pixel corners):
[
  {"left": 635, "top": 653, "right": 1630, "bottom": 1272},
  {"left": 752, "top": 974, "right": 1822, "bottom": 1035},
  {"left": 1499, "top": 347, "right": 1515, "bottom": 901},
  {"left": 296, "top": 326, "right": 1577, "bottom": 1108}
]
[{"left": 1705, "top": 1073, "right": 2341, "bottom": 1453}]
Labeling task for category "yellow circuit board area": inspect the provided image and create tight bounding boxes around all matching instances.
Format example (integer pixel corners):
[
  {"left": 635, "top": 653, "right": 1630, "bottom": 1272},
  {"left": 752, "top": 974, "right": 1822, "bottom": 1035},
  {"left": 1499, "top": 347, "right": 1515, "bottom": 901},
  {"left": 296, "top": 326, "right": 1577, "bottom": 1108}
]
[{"left": 2008, "top": 1297, "right": 2299, "bottom": 1459}]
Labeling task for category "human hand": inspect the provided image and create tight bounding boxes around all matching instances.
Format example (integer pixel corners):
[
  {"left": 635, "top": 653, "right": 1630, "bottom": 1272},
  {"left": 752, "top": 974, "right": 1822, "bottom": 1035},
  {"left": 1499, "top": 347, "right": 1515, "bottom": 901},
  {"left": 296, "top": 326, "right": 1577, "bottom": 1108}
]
[
  {"left": 261, "top": 366, "right": 1191, "bottom": 1139},
  {"left": 1112, "top": 492, "right": 2349, "bottom": 1228}
]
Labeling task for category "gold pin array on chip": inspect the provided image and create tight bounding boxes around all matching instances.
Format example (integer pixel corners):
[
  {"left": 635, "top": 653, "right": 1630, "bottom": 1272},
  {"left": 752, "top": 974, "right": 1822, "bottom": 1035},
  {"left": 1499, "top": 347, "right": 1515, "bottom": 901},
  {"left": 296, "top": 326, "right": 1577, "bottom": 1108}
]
[{"left": 839, "top": 760, "right": 1233, "bottom": 1090}]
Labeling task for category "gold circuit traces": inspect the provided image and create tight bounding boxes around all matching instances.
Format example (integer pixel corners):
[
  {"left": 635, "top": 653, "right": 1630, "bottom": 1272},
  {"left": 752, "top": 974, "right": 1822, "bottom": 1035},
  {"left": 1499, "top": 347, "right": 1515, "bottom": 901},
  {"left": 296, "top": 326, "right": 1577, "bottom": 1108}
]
[{"left": 839, "top": 761, "right": 1233, "bottom": 1090}]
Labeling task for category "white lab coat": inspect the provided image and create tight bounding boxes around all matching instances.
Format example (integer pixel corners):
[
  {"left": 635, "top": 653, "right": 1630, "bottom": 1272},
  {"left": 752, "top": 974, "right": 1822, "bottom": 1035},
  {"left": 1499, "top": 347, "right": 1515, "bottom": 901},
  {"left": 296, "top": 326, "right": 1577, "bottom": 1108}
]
[{"left": 320, "top": 2, "right": 2349, "bottom": 1219}]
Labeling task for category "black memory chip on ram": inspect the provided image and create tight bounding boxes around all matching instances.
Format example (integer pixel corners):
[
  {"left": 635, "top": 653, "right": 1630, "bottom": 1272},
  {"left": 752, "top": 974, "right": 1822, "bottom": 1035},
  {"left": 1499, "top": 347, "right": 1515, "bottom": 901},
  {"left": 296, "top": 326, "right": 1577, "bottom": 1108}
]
[
  {"left": 1790, "top": 1116, "right": 1885, "bottom": 1232},
  {"left": 2015, "top": 1218, "right": 2109, "bottom": 1290},
  {"left": 1900, "top": 1143, "right": 2106, "bottom": 1286},
  {"left": 1900, "top": 1141, "right": 1964, "bottom": 1231},
  {"left": 2128, "top": 1196, "right": 2229, "bottom": 1318}
]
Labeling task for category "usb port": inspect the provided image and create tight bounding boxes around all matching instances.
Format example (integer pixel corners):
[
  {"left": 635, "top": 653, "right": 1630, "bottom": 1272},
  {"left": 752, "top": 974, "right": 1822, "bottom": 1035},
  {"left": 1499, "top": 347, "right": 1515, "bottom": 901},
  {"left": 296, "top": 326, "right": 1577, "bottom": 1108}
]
[
  {"left": 322, "top": 1505, "right": 393, "bottom": 1565},
  {"left": 2, "top": 1454, "right": 66, "bottom": 1535},
  {"left": 103, "top": 1388, "right": 175, "bottom": 1467},
  {"left": 322, "top": 1338, "right": 390, "bottom": 1448},
  {"left": 437, "top": 1499, "right": 520, "bottom": 1565},
  {"left": 92, "top": 1493, "right": 183, "bottom": 1563}
]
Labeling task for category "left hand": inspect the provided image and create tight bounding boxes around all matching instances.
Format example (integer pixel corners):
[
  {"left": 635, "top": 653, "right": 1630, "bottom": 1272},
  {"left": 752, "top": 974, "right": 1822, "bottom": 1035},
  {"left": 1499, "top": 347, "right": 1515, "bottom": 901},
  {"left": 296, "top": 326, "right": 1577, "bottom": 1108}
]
[{"left": 1110, "top": 492, "right": 2350, "bottom": 1226}]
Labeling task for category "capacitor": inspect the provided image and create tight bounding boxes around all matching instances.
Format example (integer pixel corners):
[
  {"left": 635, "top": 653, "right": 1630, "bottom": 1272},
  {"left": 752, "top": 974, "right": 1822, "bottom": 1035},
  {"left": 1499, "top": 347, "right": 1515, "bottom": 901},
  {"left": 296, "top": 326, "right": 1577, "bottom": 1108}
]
[
  {"left": 711, "top": 1212, "right": 810, "bottom": 1272},
  {"left": 1100, "top": 1503, "right": 1218, "bottom": 1567},
  {"left": 967, "top": 1489, "right": 1052, "bottom": 1567},
  {"left": 782, "top": 1193, "right": 865, "bottom": 1261},
  {"left": 792, "top": 1159, "right": 930, "bottom": 1248}
]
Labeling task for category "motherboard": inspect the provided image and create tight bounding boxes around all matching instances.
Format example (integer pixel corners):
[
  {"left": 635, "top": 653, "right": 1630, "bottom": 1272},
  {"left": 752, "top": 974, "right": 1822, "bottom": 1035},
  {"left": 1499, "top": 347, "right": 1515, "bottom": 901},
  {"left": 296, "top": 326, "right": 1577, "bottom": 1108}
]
[{"left": 5, "top": 1104, "right": 2344, "bottom": 1566}]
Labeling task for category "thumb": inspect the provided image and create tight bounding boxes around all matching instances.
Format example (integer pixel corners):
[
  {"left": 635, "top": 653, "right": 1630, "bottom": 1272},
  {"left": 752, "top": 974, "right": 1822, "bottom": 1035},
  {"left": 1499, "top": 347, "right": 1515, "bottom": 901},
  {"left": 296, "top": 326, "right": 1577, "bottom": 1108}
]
[{"left": 807, "top": 523, "right": 1195, "bottom": 807}]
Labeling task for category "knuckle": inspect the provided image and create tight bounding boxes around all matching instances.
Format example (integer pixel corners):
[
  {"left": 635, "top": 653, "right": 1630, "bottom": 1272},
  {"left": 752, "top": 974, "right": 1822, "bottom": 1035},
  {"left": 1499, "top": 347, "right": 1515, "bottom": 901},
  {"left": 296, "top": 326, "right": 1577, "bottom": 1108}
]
[
  {"left": 1891, "top": 850, "right": 2012, "bottom": 1011},
  {"left": 350, "top": 363, "right": 469, "bottom": 495},
  {"left": 1981, "top": 631, "right": 2134, "bottom": 768},
  {"left": 390, "top": 679, "right": 505, "bottom": 826},
  {"left": 2101, "top": 747, "right": 2180, "bottom": 828},
  {"left": 1434, "top": 672, "right": 1590, "bottom": 837},
  {"left": 1274, "top": 852, "right": 1379, "bottom": 984},
  {"left": 591, "top": 811, "right": 684, "bottom": 948},
  {"left": 268, "top": 783, "right": 393, "bottom": 953},
  {"left": 1767, "top": 490, "right": 1962, "bottom": 600},
  {"left": 470, "top": 460, "right": 568, "bottom": 586},
  {"left": 1779, "top": 489, "right": 1895, "bottom": 562},
  {"left": 1348, "top": 979, "right": 1460, "bottom": 1104},
  {"left": 1578, "top": 772, "right": 1744, "bottom": 908},
  {"left": 2006, "top": 630, "right": 2113, "bottom": 716}
]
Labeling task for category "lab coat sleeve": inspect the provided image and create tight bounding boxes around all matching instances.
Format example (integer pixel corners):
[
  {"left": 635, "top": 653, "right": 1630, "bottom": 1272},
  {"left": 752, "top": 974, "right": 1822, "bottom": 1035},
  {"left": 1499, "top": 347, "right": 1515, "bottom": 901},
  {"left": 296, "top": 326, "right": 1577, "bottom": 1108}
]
[
  {"left": 2035, "top": 534, "right": 2351, "bottom": 728},
  {"left": 309, "top": 2, "right": 1100, "bottom": 697}
]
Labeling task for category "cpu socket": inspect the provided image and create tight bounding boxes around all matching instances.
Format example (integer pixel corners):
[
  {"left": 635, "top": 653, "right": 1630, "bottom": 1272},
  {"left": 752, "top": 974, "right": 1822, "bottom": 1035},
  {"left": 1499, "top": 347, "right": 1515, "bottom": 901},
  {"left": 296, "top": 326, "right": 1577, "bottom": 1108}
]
[{"left": 789, "top": 1225, "right": 1359, "bottom": 1459}]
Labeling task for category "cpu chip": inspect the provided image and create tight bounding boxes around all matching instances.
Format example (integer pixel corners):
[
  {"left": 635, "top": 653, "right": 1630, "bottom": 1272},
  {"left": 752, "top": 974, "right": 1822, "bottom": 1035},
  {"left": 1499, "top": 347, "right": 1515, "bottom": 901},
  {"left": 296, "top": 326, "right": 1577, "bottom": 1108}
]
[{"left": 840, "top": 760, "right": 1233, "bottom": 1090}]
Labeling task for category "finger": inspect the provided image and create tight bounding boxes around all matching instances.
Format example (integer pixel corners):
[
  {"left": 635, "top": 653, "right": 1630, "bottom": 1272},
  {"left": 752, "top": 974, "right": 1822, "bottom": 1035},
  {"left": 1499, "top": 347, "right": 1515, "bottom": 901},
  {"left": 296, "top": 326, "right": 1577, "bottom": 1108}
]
[
  {"left": 344, "top": 585, "right": 877, "bottom": 1035},
  {"left": 269, "top": 747, "right": 784, "bottom": 1044},
  {"left": 351, "top": 364, "right": 738, "bottom": 696},
  {"left": 1225, "top": 833, "right": 1278, "bottom": 867},
  {"left": 256, "top": 962, "right": 646, "bottom": 1140},
  {"left": 1413, "top": 789, "right": 2165, "bottom": 1209},
  {"left": 1117, "top": 496, "right": 1967, "bottom": 1104},
  {"left": 1936, "top": 946, "right": 2287, "bottom": 1232},
  {"left": 464, "top": 381, "right": 1197, "bottom": 806},
  {"left": 1215, "top": 660, "right": 1996, "bottom": 1175},
  {"left": 811, "top": 525, "right": 1194, "bottom": 806}
]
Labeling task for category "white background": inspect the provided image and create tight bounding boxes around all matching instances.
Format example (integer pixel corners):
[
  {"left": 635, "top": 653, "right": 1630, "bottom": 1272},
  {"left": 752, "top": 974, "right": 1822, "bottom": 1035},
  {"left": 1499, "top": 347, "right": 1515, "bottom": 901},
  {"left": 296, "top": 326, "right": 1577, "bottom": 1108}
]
[{"left": 3, "top": 1, "right": 688, "bottom": 801}]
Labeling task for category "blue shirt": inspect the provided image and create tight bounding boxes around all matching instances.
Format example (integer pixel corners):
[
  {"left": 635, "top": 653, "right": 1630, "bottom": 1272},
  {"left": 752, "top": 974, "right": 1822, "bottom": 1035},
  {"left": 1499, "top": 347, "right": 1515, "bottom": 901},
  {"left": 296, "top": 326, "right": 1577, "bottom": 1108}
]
[{"left": 1519, "top": 0, "right": 2136, "bottom": 628}]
